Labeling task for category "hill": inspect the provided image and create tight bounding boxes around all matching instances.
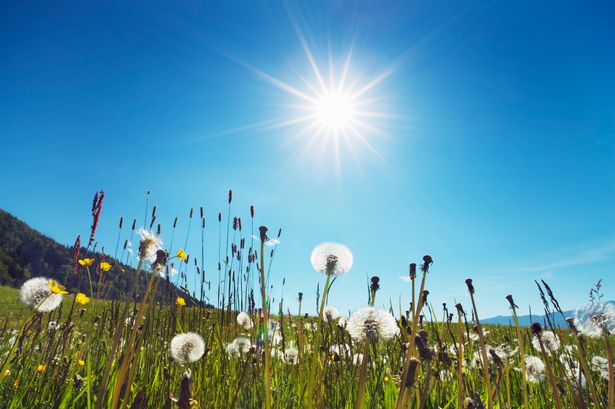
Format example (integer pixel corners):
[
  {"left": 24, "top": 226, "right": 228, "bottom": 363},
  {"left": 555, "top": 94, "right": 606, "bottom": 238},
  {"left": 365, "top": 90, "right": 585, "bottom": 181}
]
[
  {"left": 0, "top": 208, "right": 192, "bottom": 303},
  {"left": 481, "top": 301, "right": 615, "bottom": 327}
]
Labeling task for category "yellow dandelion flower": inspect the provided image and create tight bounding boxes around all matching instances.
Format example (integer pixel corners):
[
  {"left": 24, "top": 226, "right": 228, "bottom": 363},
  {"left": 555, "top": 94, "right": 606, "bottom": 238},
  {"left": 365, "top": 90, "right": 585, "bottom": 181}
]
[
  {"left": 3, "top": 369, "right": 10, "bottom": 377},
  {"left": 383, "top": 375, "right": 390, "bottom": 383},
  {"left": 78, "top": 359, "right": 85, "bottom": 367},
  {"left": 37, "top": 364, "right": 47, "bottom": 373},
  {"left": 176, "top": 248, "right": 187, "bottom": 261},
  {"left": 75, "top": 293, "right": 90, "bottom": 305},
  {"left": 48, "top": 280, "right": 68, "bottom": 295},
  {"left": 78, "top": 258, "right": 95, "bottom": 267},
  {"left": 100, "top": 261, "right": 112, "bottom": 272},
  {"left": 13, "top": 379, "right": 19, "bottom": 388},
  {"left": 176, "top": 296, "right": 186, "bottom": 307}
]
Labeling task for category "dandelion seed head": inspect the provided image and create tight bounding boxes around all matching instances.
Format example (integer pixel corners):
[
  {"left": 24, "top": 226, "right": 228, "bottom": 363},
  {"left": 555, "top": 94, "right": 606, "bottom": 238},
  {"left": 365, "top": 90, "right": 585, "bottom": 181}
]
[
  {"left": 310, "top": 242, "right": 353, "bottom": 276},
  {"left": 19, "top": 277, "right": 63, "bottom": 312},
  {"left": 574, "top": 302, "right": 615, "bottom": 338},
  {"left": 170, "top": 332, "right": 205, "bottom": 364},
  {"left": 532, "top": 330, "right": 561, "bottom": 353},
  {"left": 591, "top": 356, "right": 610, "bottom": 380},
  {"left": 329, "top": 344, "right": 351, "bottom": 359},
  {"left": 226, "top": 337, "right": 252, "bottom": 356},
  {"left": 346, "top": 306, "right": 399, "bottom": 342},
  {"left": 525, "top": 355, "right": 546, "bottom": 384},
  {"left": 284, "top": 347, "right": 299, "bottom": 364},
  {"left": 137, "top": 228, "right": 163, "bottom": 262},
  {"left": 323, "top": 305, "right": 340, "bottom": 322},
  {"left": 494, "top": 343, "right": 518, "bottom": 360},
  {"left": 236, "top": 312, "right": 253, "bottom": 330}
]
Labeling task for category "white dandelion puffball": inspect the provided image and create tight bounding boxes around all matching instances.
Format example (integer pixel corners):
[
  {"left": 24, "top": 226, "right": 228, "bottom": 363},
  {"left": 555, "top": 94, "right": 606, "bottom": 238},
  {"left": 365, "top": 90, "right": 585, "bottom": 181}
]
[
  {"left": 137, "top": 228, "right": 164, "bottom": 262},
  {"left": 236, "top": 312, "right": 254, "bottom": 330},
  {"left": 329, "top": 344, "right": 351, "bottom": 359},
  {"left": 525, "top": 355, "right": 546, "bottom": 384},
  {"left": 323, "top": 306, "right": 340, "bottom": 322},
  {"left": 532, "top": 330, "right": 560, "bottom": 353},
  {"left": 284, "top": 347, "right": 299, "bottom": 365},
  {"left": 592, "top": 356, "right": 610, "bottom": 380},
  {"left": 20, "top": 277, "right": 64, "bottom": 312},
  {"left": 574, "top": 302, "right": 615, "bottom": 338},
  {"left": 170, "top": 332, "right": 205, "bottom": 364},
  {"left": 346, "top": 306, "right": 399, "bottom": 342},
  {"left": 310, "top": 242, "right": 353, "bottom": 276},
  {"left": 338, "top": 316, "right": 348, "bottom": 329},
  {"left": 494, "top": 343, "right": 518, "bottom": 360},
  {"left": 226, "top": 337, "right": 252, "bottom": 357}
]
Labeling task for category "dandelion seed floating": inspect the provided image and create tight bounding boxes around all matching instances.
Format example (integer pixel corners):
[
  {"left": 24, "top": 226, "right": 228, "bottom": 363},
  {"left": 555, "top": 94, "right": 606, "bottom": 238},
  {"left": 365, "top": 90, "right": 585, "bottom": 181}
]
[{"left": 169, "top": 333, "right": 205, "bottom": 364}]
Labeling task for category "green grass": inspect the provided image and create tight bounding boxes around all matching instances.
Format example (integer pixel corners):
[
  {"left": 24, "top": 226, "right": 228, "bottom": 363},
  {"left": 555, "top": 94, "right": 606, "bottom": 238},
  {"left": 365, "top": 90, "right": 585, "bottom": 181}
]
[{"left": 0, "top": 280, "right": 612, "bottom": 409}]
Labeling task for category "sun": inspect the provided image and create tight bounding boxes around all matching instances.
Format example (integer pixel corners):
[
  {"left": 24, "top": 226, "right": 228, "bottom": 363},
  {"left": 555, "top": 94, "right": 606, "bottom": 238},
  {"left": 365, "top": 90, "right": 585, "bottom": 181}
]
[
  {"left": 314, "top": 90, "right": 356, "bottom": 133},
  {"left": 222, "top": 28, "right": 394, "bottom": 169}
]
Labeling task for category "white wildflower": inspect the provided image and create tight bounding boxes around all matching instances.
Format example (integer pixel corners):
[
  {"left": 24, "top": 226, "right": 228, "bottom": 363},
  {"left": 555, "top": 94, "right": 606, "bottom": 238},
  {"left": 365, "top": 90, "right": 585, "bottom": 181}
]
[
  {"left": 169, "top": 332, "right": 205, "bottom": 364},
  {"left": 137, "top": 228, "right": 163, "bottom": 262},
  {"left": 574, "top": 302, "right": 615, "bottom": 338},
  {"left": 438, "top": 369, "right": 453, "bottom": 381},
  {"left": 525, "top": 355, "right": 546, "bottom": 384},
  {"left": 469, "top": 328, "right": 489, "bottom": 342},
  {"left": 226, "top": 337, "right": 252, "bottom": 357},
  {"left": 283, "top": 346, "right": 299, "bottom": 364},
  {"left": 236, "top": 312, "right": 253, "bottom": 330},
  {"left": 329, "top": 344, "right": 351, "bottom": 359},
  {"left": 346, "top": 307, "right": 399, "bottom": 342},
  {"left": 323, "top": 306, "right": 340, "bottom": 322},
  {"left": 494, "top": 343, "right": 518, "bottom": 360},
  {"left": 591, "top": 356, "right": 610, "bottom": 380},
  {"left": 310, "top": 242, "right": 353, "bottom": 276},
  {"left": 532, "top": 330, "right": 561, "bottom": 353},
  {"left": 19, "top": 277, "right": 63, "bottom": 312}
]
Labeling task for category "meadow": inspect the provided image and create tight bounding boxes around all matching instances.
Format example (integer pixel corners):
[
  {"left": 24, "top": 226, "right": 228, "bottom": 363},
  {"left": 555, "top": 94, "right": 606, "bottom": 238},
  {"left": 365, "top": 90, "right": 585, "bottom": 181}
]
[{"left": 0, "top": 192, "right": 613, "bottom": 409}]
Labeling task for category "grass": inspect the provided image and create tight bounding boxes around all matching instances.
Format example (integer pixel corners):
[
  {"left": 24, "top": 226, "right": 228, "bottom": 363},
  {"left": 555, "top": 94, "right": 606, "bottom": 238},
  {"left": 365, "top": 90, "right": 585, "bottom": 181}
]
[{"left": 1, "top": 192, "right": 613, "bottom": 408}]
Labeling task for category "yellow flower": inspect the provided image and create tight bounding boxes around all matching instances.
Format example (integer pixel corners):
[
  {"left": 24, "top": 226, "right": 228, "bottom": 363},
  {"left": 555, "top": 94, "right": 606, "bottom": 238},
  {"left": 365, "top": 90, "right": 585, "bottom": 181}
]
[
  {"left": 37, "top": 364, "right": 47, "bottom": 373},
  {"left": 176, "top": 296, "right": 186, "bottom": 307},
  {"left": 176, "top": 248, "right": 187, "bottom": 261},
  {"left": 383, "top": 375, "right": 390, "bottom": 383},
  {"left": 100, "top": 261, "right": 112, "bottom": 272},
  {"left": 3, "top": 369, "right": 10, "bottom": 377},
  {"left": 75, "top": 293, "right": 90, "bottom": 305},
  {"left": 13, "top": 379, "right": 19, "bottom": 388},
  {"left": 78, "top": 359, "right": 85, "bottom": 367},
  {"left": 48, "top": 280, "right": 68, "bottom": 295},
  {"left": 78, "top": 258, "right": 95, "bottom": 267}
]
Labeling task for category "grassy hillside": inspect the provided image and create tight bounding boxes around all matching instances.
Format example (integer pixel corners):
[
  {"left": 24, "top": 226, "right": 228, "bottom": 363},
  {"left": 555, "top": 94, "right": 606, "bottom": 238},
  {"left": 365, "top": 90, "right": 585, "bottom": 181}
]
[{"left": 0, "top": 209, "right": 193, "bottom": 305}]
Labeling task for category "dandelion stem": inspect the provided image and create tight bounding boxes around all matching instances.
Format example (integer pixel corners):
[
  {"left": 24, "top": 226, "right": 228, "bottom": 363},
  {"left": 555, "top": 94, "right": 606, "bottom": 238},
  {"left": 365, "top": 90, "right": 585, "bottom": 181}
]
[
  {"left": 259, "top": 234, "right": 272, "bottom": 409},
  {"left": 605, "top": 331, "right": 614, "bottom": 409}
]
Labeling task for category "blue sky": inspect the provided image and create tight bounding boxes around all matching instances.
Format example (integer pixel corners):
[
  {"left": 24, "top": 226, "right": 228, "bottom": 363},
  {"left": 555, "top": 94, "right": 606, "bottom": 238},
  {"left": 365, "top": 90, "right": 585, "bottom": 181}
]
[{"left": 1, "top": 1, "right": 614, "bottom": 317}]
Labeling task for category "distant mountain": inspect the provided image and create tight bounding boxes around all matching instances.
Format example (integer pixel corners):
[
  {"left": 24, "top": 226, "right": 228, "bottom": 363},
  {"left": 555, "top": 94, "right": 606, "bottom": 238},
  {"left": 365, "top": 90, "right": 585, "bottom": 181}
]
[
  {"left": 0, "top": 208, "right": 195, "bottom": 304},
  {"left": 482, "top": 302, "right": 615, "bottom": 327}
]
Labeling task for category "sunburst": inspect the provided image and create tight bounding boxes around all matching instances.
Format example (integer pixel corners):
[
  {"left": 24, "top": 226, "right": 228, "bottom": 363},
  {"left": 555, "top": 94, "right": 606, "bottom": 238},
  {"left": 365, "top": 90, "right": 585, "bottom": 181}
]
[{"left": 266, "top": 41, "right": 393, "bottom": 168}]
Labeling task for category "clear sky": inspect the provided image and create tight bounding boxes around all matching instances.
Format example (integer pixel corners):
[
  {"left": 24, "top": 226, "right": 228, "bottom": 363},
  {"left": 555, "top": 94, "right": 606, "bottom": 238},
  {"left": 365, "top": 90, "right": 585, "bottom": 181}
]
[{"left": 1, "top": 1, "right": 614, "bottom": 318}]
